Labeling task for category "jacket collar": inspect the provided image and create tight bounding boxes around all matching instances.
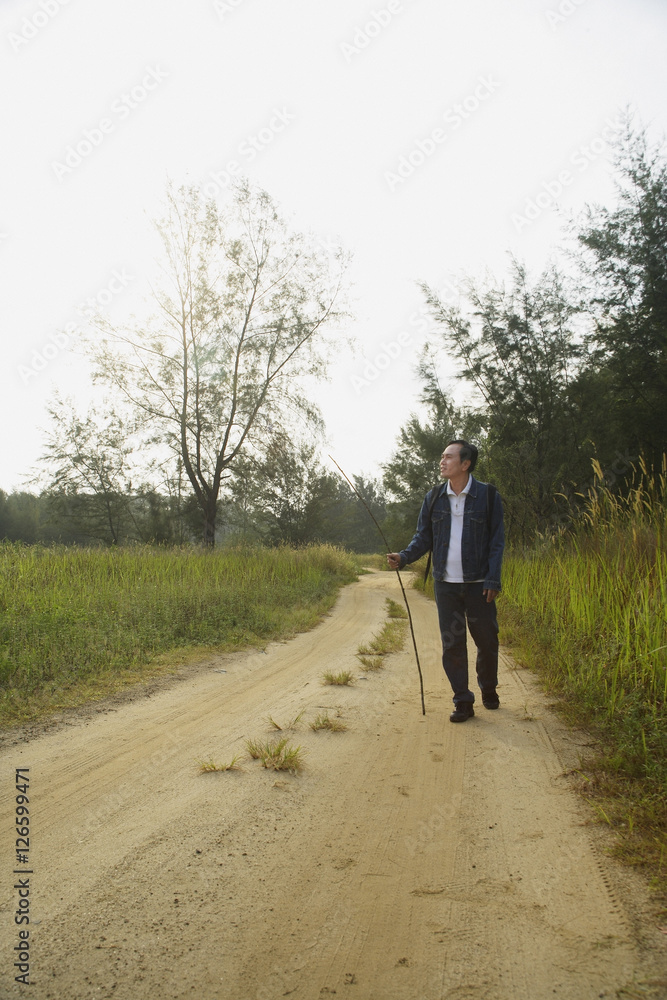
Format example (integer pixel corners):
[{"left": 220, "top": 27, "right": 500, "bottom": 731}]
[{"left": 442, "top": 474, "right": 478, "bottom": 498}]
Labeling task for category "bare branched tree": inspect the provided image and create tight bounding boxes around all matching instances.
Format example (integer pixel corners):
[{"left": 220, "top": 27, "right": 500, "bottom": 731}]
[{"left": 89, "top": 180, "right": 349, "bottom": 546}]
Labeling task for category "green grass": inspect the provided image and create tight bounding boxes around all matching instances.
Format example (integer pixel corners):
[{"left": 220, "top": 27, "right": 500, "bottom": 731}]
[
  {"left": 0, "top": 543, "right": 361, "bottom": 725},
  {"left": 196, "top": 754, "right": 244, "bottom": 773},
  {"left": 385, "top": 597, "right": 408, "bottom": 619},
  {"left": 411, "top": 554, "right": 434, "bottom": 598},
  {"left": 356, "top": 604, "right": 408, "bottom": 670},
  {"left": 357, "top": 655, "right": 384, "bottom": 671},
  {"left": 310, "top": 713, "right": 348, "bottom": 732},
  {"left": 357, "top": 618, "right": 407, "bottom": 656},
  {"left": 357, "top": 553, "right": 389, "bottom": 570},
  {"left": 244, "top": 736, "right": 305, "bottom": 773},
  {"left": 322, "top": 670, "right": 355, "bottom": 685},
  {"left": 266, "top": 710, "right": 305, "bottom": 732},
  {"left": 502, "top": 463, "right": 667, "bottom": 882}
]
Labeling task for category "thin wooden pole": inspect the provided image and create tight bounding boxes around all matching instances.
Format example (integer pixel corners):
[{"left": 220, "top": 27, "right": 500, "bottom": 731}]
[{"left": 329, "top": 456, "right": 426, "bottom": 716}]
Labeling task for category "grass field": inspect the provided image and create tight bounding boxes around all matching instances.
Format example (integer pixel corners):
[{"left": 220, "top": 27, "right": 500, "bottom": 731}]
[
  {"left": 501, "top": 467, "right": 666, "bottom": 878},
  {"left": 0, "top": 543, "right": 361, "bottom": 724}
]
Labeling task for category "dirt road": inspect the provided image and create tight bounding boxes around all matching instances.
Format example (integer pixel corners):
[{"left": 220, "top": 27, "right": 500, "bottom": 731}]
[{"left": 1, "top": 570, "right": 665, "bottom": 1000}]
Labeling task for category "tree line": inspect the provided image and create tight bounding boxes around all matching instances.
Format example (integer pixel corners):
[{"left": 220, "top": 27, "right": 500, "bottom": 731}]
[
  {"left": 384, "top": 116, "right": 666, "bottom": 544},
  {"left": 0, "top": 454, "right": 386, "bottom": 552},
  {"left": 4, "top": 116, "right": 665, "bottom": 549}
]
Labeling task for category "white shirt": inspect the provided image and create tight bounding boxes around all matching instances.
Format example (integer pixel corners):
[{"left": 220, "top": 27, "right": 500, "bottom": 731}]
[{"left": 443, "top": 475, "right": 484, "bottom": 583}]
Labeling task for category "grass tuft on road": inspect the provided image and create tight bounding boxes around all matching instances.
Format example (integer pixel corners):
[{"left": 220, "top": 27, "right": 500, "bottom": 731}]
[
  {"left": 385, "top": 597, "right": 408, "bottom": 619},
  {"left": 267, "top": 710, "right": 304, "bottom": 732},
  {"left": 323, "top": 670, "right": 355, "bottom": 686},
  {"left": 358, "top": 655, "right": 384, "bottom": 671},
  {"left": 358, "top": 618, "right": 407, "bottom": 657},
  {"left": 310, "top": 713, "right": 348, "bottom": 732},
  {"left": 196, "top": 755, "right": 244, "bottom": 773},
  {"left": 245, "top": 736, "right": 305, "bottom": 773}
]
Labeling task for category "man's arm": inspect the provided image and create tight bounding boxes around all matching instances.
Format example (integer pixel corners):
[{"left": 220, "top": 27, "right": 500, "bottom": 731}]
[
  {"left": 386, "top": 490, "right": 436, "bottom": 571},
  {"left": 483, "top": 487, "right": 504, "bottom": 598}
]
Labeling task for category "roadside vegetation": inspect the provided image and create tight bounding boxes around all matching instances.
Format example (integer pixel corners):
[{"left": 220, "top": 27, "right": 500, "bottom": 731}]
[
  {"left": 0, "top": 543, "right": 361, "bottom": 725},
  {"left": 502, "top": 465, "right": 666, "bottom": 881}
]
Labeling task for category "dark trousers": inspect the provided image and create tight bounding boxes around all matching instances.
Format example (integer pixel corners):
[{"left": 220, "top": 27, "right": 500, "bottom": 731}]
[{"left": 433, "top": 581, "right": 499, "bottom": 706}]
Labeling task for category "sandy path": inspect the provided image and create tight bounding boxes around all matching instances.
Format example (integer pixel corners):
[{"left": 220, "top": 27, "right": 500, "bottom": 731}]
[{"left": 1, "top": 570, "right": 665, "bottom": 1000}]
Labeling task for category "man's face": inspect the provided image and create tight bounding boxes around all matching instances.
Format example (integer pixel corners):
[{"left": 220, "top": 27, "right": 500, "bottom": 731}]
[{"left": 439, "top": 444, "right": 470, "bottom": 480}]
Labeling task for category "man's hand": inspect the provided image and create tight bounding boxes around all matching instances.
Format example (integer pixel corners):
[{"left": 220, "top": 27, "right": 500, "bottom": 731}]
[
  {"left": 483, "top": 588, "right": 499, "bottom": 603},
  {"left": 387, "top": 553, "right": 402, "bottom": 570}
]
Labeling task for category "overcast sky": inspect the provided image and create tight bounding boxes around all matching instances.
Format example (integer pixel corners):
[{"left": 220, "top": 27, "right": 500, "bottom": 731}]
[{"left": 1, "top": 0, "right": 666, "bottom": 492}]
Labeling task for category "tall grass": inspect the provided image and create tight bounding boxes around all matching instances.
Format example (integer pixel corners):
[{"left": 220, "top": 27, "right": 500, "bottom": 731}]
[
  {"left": 0, "top": 543, "right": 360, "bottom": 723},
  {"left": 502, "top": 461, "right": 666, "bottom": 875}
]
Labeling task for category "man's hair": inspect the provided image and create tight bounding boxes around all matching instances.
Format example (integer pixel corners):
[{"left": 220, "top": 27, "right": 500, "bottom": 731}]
[{"left": 447, "top": 439, "right": 478, "bottom": 473}]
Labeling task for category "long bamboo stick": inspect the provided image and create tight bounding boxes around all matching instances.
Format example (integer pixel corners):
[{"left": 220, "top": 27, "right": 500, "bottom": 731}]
[{"left": 329, "top": 455, "right": 426, "bottom": 716}]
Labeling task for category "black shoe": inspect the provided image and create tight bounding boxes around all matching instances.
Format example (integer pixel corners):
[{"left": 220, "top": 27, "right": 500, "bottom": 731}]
[
  {"left": 449, "top": 703, "right": 474, "bottom": 723},
  {"left": 482, "top": 690, "right": 500, "bottom": 709}
]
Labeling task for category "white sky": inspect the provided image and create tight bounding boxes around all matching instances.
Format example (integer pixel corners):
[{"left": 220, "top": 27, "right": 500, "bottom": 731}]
[{"left": 1, "top": 0, "right": 666, "bottom": 492}]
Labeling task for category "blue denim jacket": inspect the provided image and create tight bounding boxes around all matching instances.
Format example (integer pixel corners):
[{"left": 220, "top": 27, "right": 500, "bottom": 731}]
[{"left": 398, "top": 477, "right": 504, "bottom": 590}]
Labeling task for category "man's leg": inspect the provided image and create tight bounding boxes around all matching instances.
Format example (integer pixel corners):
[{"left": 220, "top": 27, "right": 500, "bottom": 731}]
[
  {"left": 434, "top": 581, "right": 474, "bottom": 706},
  {"left": 464, "top": 583, "right": 499, "bottom": 699}
]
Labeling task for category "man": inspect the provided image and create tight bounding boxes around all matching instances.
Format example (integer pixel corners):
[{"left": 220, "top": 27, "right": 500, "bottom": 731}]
[{"left": 387, "top": 440, "right": 504, "bottom": 723}]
